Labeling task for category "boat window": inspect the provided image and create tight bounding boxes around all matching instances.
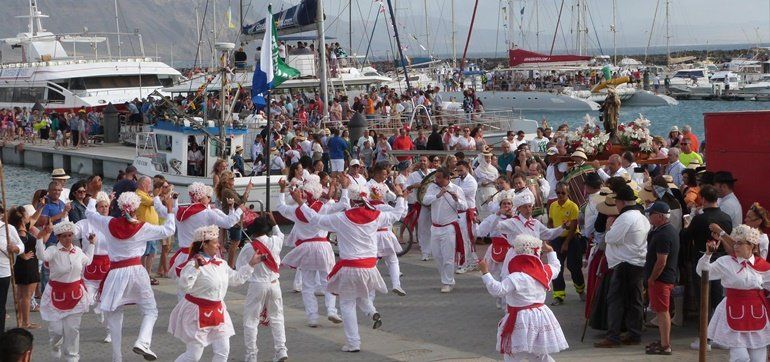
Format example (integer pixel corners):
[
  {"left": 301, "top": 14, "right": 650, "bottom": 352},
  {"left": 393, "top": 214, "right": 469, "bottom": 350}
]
[
  {"left": 70, "top": 78, "right": 86, "bottom": 91},
  {"left": 188, "top": 135, "right": 206, "bottom": 176},
  {"left": 67, "top": 75, "right": 162, "bottom": 90},
  {"left": 11, "top": 87, "right": 45, "bottom": 103},
  {"left": 46, "top": 88, "right": 65, "bottom": 103},
  {"left": 155, "top": 134, "right": 173, "bottom": 152},
  {"left": 0, "top": 88, "right": 13, "bottom": 102},
  {"left": 673, "top": 70, "right": 705, "bottom": 78}
]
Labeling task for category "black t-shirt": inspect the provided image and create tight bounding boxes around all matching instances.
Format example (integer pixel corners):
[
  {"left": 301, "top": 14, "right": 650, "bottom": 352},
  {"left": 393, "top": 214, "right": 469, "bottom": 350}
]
[
  {"left": 685, "top": 207, "right": 733, "bottom": 255},
  {"left": 644, "top": 222, "right": 680, "bottom": 284}
]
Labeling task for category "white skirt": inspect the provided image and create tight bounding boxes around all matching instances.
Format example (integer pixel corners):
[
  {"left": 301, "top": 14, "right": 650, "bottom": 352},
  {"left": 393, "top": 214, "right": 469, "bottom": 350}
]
[
  {"left": 168, "top": 298, "right": 235, "bottom": 346},
  {"left": 708, "top": 299, "right": 770, "bottom": 348},
  {"left": 477, "top": 185, "right": 498, "bottom": 219},
  {"left": 281, "top": 242, "right": 336, "bottom": 273},
  {"left": 40, "top": 284, "right": 90, "bottom": 322},
  {"left": 99, "top": 265, "right": 155, "bottom": 312},
  {"left": 327, "top": 267, "right": 387, "bottom": 299},
  {"left": 377, "top": 230, "right": 403, "bottom": 257},
  {"left": 496, "top": 305, "right": 569, "bottom": 356}
]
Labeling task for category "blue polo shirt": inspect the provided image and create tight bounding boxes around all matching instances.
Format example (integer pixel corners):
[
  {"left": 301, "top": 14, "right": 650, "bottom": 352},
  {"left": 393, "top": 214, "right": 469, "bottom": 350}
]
[
  {"left": 328, "top": 136, "right": 348, "bottom": 160},
  {"left": 41, "top": 197, "right": 65, "bottom": 245}
]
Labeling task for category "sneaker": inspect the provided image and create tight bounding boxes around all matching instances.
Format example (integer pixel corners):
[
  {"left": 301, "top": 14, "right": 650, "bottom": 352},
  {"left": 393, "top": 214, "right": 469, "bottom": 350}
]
[
  {"left": 421, "top": 255, "right": 432, "bottom": 262},
  {"left": 314, "top": 290, "right": 325, "bottom": 297},
  {"left": 392, "top": 287, "right": 407, "bottom": 296},
  {"left": 550, "top": 297, "right": 564, "bottom": 306},
  {"left": 293, "top": 286, "right": 302, "bottom": 293},
  {"left": 455, "top": 266, "right": 467, "bottom": 274},
  {"left": 328, "top": 313, "right": 343, "bottom": 324},
  {"left": 308, "top": 320, "right": 319, "bottom": 328},
  {"left": 372, "top": 312, "right": 382, "bottom": 329},
  {"left": 103, "top": 333, "right": 112, "bottom": 343},
  {"left": 440, "top": 285, "right": 453, "bottom": 293},
  {"left": 689, "top": 339, "right": 711, "bottom": 351},
  {"left": 132, "top": 343, "right": 158, "bottom": 361},
  {"left": 273, "top": 349, "right": 288, "bottom": 362},
  {"left": 52, "top": 336, "right": 63, "bottom": 359},
  {"left": 711, "top": 341, "right": 728, "bottom": 350},
  {"left": 341, "top": 345, "right": 360, "bottom": 352}
]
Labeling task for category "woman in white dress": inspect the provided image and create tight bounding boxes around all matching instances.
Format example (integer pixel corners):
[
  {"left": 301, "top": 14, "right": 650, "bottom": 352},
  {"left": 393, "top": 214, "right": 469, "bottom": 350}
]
[
  {"left": 75, "top": 191, "right": 111, "bottom": 342},
  {"left": 474, "top": 148, "right": 500, "bottom": 220},
  {"left": 36, "top": 221, "right": 95, "bottom": 361},
  {"left": 698, "top": 225, "right": 770, "bottom": 362},
  {"left": 479, "top": 234, "right": 569, "bottom": 361},
  {"left": 168, "top": 225, "right": 262, "bottom": 362}
]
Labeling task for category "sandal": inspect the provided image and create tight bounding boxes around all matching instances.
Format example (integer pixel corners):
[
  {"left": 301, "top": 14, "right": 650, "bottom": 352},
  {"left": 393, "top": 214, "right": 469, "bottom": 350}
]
[
  {"left": 645, "top": 344, "right": 672, "bottom": 355},
  {"left": 24, "top": 323, "right": 40, "bottom": 330},
  {"left": 645, "top": 341, "right": 661, "bottom": 352},
  {"left": 150, "top": 278, "right": 159, "bottom": 286}
]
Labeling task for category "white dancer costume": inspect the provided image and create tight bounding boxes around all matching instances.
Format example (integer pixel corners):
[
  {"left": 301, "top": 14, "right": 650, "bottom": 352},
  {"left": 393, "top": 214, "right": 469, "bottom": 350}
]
[
  {"left": 697, "top": 226, "right": 770, "bottom": 362},
  {"left": 454, "top": 172, "right": 479, "bottom": 268},
  {"left": 422, "top": 182, "right": 467, "bottom": 287},
  {"left": 37, "top": 222, "right": 93, "bottom": 362},
  {"left": 277, "top": 187, "right": 348, "bottom": 325},
  {"left": 236, "top": 225, "right": 288, "bottom": 362},
  {"left": 406, "top": 168, "right": 434, "bottom": 259},
  {"left": 76, "top": 218, "right": 108, "bottom": 307},
  {"left": 298, "top": 196, "right": 406, "bottom": 351},
  {"left": 85, "top": 195, "right": 175, "bottom": 361},
  {"left": 481, "top": 235, "right": 569, "bottom": 361},
  {"left": 169, "top": 226, "right": 255, "bottom": 362},
  {"left": 478, "top": 213, "right": 511, "bottom": 280}
]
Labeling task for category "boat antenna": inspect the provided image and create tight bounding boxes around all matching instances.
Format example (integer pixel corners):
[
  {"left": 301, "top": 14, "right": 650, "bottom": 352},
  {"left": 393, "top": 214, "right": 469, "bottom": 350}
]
[
  {"left": 385, "top": 0, "right": 411, "bottom": 90},
  {"left": 460, "top": 0, "right": 480, "bottom": 71}
]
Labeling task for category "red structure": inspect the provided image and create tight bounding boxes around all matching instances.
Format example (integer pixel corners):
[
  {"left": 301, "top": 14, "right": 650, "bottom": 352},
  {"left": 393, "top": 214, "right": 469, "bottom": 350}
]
[
  {"left": 704, "top": 111, "right": 770, "bottom": 214},
  {"left": 508, "top": 49, "right": 592, "bottom": 67}
]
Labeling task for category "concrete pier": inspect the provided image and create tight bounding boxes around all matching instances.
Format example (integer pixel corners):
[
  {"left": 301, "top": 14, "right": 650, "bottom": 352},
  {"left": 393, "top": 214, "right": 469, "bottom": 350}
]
[{"left": 0, "top": 141, "right": 133, "bottom": 179}]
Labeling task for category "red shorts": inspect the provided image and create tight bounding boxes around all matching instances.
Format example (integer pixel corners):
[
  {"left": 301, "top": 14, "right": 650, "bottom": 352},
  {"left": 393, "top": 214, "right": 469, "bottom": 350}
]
[{"left": 649, "top": 280, "right": 674, "bottom": 313}]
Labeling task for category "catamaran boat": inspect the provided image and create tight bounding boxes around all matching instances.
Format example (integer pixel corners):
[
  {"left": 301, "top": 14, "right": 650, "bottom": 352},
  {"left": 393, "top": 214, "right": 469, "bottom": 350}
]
[{"left": 0, "top": 1, "right": 183, "bottom": 111}]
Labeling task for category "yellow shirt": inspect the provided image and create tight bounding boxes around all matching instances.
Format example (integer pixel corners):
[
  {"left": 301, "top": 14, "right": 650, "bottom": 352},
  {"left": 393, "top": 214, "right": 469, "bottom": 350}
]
[
  {"left": 549, "top": 199, "right": 579, "bottom": 237},
  {"left": 135, "top": 190, "right": 160, "bottom": 225}
]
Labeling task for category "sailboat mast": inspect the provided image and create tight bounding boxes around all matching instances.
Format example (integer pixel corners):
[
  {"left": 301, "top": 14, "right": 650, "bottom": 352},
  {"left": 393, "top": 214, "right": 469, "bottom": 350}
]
[
  {"left": 665, "top": 0, "right": 670, "bottom": 65},
  {"left": 114, "top": 0, "right": 121, "bottom": 57},
  {"left": 508, "top": 0, "right": 516, "bottom": 50},
  {"left": 349, "top": 0, "right": 352, "bottom": 54},
  {"left": 612, "top": 0, "right": 617, "bottom": 64},
  {"left": 535, "top": 0, "right": 540, "bottom": 51},
  {"left": 451, "top": 0, "right": 456, "bottom": 66},
  {"left": 424, "top": 0, "right": 430, "bottom": 58},
  {"left": 318, "top": 0, "right": 330, "bottom": 122}
]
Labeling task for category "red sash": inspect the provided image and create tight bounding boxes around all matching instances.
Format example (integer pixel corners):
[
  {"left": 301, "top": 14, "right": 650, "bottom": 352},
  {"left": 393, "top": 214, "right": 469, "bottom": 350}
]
[
  {"left": 83, "top": 255, "right": 111, "bottom": 281},
  {"left": 176, "top": 203, "right": 206, "bottom": 221},
  {"left": 377, "top": 227, "right": 389, "bottom": 232},
  {"left": 184, "top": 294, "right": 225, "bottom": 328},
  {"left": 295, "top": 237, "right": 328, "bottom": 247},
  {"left": 725, "top": 288, "right": 770, "bottom": 332},
  {"left": 169, "top": 247, "right": 191, "bottom": 277},
  {"left": 49, "top": 280, "right": 86, "bottom": 311},
  {"left": 327, "top": 258, "right": 378, "bottom": 280},
  {"left": 490, "top": 237, "right": 510, "bottom": 263},
  {"left": 108, "top": 218, "right": 145, "bottom": 240},
  {"left": 433, "top": 221, "right": 465, "bottom": 266},
  {"left": 460, "top": 208, "right": 477, "bottom": 251},
  {"left": 499, "top": 303, "right": 545, "bottom": 354},
  {"left": 508, "top": 254, "right": 553, "bottom": 291},
  {"left": 250, "top": 240, "right": 279, "bottom": 274},
  {"left": 294, "top": 201, "right": 323, "bottom": 223},
  {"left": 403, "top": 203, "right": 421, "bottom": 232}
]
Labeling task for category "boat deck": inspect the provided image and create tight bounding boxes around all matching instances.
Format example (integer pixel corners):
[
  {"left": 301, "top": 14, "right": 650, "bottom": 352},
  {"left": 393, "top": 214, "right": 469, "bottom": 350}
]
[{"left": 1, "top": 140, "right": 135, "bottom": 179}]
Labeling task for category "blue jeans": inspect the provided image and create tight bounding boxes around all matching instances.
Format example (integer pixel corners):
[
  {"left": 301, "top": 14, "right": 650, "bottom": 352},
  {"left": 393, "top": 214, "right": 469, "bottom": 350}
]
[{"left": 144, "top": 240, "right": 158, "bottom": 256}]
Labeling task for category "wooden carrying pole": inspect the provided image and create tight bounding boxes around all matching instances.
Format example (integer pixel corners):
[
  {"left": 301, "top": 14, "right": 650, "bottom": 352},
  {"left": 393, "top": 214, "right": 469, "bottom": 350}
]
[
  {"left": 0, "top": 160, "right": 21, "bottom": 327},
  {"left": 699, "top": 270, "right": 709, "bottom": 362}
]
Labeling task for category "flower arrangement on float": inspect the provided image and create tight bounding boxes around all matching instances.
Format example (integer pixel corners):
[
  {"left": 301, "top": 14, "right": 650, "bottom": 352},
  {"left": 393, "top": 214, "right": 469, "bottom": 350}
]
[
  {"left": 617, "top": 114, "right": 654, "bottom": 153},
  {"left": 564, "top": 114, "right": 611, "bottom": 157}
]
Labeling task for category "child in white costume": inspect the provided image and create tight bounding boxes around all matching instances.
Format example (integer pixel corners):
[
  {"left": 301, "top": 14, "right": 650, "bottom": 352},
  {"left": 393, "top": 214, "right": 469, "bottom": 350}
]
[
  {"left": 479, "top": 234, "right": 568, "bottom": 361},
  {"left": 236, "top": 214, "right": 289, "bottom": 362},
  {"left": 697, "top": 225, "right": 770, "bottom": 362},
  {"left": 36, "top": 221, "right": 95, "bottom": 361},
  {"left": 168, "top": 225, "right": 262, "bottom": 362}
]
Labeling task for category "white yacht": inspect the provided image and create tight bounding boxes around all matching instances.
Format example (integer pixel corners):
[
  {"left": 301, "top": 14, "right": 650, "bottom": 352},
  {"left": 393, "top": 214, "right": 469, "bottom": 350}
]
[
  {"left": 669, "top": 70, "right": 745, "bottom": 100},
  {"left": 666, "top": 68, "right": 711, "bottom": 98},
  {"left": 0, "top": 1, "right": 183, "bottom": 111}
]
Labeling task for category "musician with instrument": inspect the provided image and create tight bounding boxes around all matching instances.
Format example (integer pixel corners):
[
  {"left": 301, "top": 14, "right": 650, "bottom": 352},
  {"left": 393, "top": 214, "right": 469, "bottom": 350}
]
[
  {"left": 562, "top": 150, "right": 597, "bottom": 208},
  {"left": 474, "top": 147, "right": 500, "bottom": 220},
  {"left": 423, "top": 167, "right": 468, "bottom": 293},
  {"left": 405, "top": 156, "right": 435, "bottom": 261},
  {"left": 454, "top": 160, "right": 479, "bottom": 273}
]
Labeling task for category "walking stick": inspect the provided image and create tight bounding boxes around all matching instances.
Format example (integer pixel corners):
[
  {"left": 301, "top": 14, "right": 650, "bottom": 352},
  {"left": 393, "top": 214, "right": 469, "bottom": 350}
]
[
  {"left": 699, "top": 270, "right": 710, "bottom": 362},
  {"left": 0, "top": 160, "right": 21, "bottom": 327}
]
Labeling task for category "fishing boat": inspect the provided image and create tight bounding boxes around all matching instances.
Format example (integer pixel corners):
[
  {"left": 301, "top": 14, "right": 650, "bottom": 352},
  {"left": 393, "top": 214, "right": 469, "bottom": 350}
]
[{"left": 0, "top": 0, "right": 183, "bottom": 111}]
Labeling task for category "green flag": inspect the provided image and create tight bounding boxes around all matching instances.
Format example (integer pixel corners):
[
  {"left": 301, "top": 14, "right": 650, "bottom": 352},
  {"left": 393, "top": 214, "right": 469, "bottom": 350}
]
[{"left": 267, "top": 11, "right": 299, "bottom": 88}]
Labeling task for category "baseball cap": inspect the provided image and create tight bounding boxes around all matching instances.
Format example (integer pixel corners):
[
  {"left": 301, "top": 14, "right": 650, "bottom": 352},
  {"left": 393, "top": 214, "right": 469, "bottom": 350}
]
[{"left": 645, "top": 201, "right": 671, "bottom": 215}]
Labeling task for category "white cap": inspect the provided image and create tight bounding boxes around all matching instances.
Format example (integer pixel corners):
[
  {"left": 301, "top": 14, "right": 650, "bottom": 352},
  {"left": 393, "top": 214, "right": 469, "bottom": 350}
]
[
  {"left": 193, "top": 225, "right": 219, "bottom": 242},
  {"left": 513, "top": 190, "right": 535, "bottom": 208},
  {"left": 53, "top": 221, "right": 77, "bottom": 236},
  {"left": 349, "top": 159, "right": 362, "bottom": 167}
]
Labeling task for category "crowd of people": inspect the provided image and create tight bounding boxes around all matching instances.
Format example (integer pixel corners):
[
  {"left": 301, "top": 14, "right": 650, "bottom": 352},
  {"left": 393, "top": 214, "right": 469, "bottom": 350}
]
[
  {"left": 0, "top": 107, "right": 103, "bottom": 148},
  {"left": 1, "top": 105, "right": 769, "bottom": 361}
]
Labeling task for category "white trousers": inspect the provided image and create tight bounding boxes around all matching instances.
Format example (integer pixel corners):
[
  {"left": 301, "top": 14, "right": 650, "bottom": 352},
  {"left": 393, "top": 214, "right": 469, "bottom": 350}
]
[
  {"left": 417, "top": 207, "right": 432, "bottom": 258},
  {"left": 243, "top": 281, "right": 287, "bottom": 362},
  {"left": 330, "top": 159, "right": 345, "bottom": 172},
  {"left": 300, "top": 269, "right": 338, "bottom": 322},
  {"left": 174, "top": 337, "right": 230, "bottom": 362},
  {"left": 505, "top": 352, "right": 555, "bottom": 362},
  {"left": 104, "top": 299, "right": 158, "bottom": 362},
  {"left": 293, "top": 269, "right": 303, "bottom": 291},
  {"left": 48, "top": 313, "right": 83, "bottom": 362},
  {"left": 431, "top": 224, "right": 456, "bottom": 285},
  {"left": 457, "top": 213, "right": 479, "bottom": 267},
  {"left": 379, "top": 253, "right": 401, "bottom": 289},
  {"left": 339, "top": 295, "right": 377, "bottom": 349},
  {"left": 730, "top": 347, "right": 768, "bottom": 362}
]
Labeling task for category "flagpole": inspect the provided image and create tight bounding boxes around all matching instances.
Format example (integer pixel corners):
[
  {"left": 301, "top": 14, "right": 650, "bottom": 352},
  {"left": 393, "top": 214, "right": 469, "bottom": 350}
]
[{"left": 264, "top": 88, "right": 271, "bottom": 212}]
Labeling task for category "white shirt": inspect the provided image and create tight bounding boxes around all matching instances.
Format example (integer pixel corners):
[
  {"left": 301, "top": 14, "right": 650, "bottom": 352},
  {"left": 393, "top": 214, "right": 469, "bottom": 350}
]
[
  {"left": 299, "top": 140, "right": 313, "bottom": 157},
  {"left": 366, "top": 179, "right": 396, "bottom": 203},
  {"left": 511, "top": 138, "right": 527, "bottom": 150},
  {"left": 423, "top": 183, "right": 467, "bottom": 225},
  {"left": 76, "top": 218, "right": 108, "bottom": 255},
  {"left": 270, "top": 154, "right": 286, "bottom": 170},
  {"left": 455, "top": 136, "right": 476, "bottom": 150},
  {"left": 176, "top": 205, "right": 242, "bottom": 248},
  {"left": 482, "top": 252, "right": 560, "bottom": 307},
  {"left": 697, "top": 254, "right": 770, "bottom": 290},
  {"left": 596, "top": 166, "right": 628, "bottom": 182},
  {"left": 476, "top": 214, "right": 508, "bottom": 238},
  {"left": 406, "top": 168, "right": 433, "bottom": 204},
  {"left": 0, "top": 223, "right": 24, "bottom": 278},
  {"left": 604, "top": 208, "right": 650, "bottom": 268},
  {"left": 277, "top": 192, "right": 349, "bottom": 245},
  {"left": 178, "top": 254, "right": 254, "bottom": 300},
  {"left": 665, "top": 161, "right": 685, "bottom": 188},
  {"left": 251, "top": 142, "right": 264, "bottom": 162},
  {"left": 236, "top": 226, "right": 284, "bottom": 283},
  {"left": 582, "top": 192, "right": 600, "bottom": 240},
  {"left": 717, "top": 192, "right": 743, "bottom": 228},
  {"left": 453, "top": 174, "right": 478, "bottom": 209},
  {"left": 36, "top": 241, "right": 94, "bottom": 283},
  {"left": 300, "top": 198, "right": 406, "bottom": 260},
  {"left": 625, "top": 162, "right": 645, "bottom": 187},
  {"left": 357, "top": 136, "right": 374, "bottom": 150}
]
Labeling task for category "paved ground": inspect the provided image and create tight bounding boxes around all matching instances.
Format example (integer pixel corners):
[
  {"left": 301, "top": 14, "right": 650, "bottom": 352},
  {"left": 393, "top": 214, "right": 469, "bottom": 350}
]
[{"left": 17, "top": 242, "right": 727, "bottom": 361}]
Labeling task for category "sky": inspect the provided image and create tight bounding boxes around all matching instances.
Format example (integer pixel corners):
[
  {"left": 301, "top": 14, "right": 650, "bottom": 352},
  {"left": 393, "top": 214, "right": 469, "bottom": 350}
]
[{"left": 242, "top": 0, "right": 770, "bottom": 58}]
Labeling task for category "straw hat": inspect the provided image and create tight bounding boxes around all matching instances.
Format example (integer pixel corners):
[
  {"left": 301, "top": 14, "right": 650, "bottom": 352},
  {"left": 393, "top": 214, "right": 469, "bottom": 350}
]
[
  {"left": 51, "top": 168, "right": 70, "bottom": 180},
  {"left": 670, "top": 126, "right": 680, "bottom": 133},
  {"left": 481, "top": 145, "right": 494, "bottom": 157},
  {"left": 662, "top": 175, "right": 678, "bottom": 189},
  {"left": 235, "top": 145, "right": 244, "bottom": 153},
  {"left": 295, "top": 135, "right": 307, "bottom": 142},
  {"left": 570, "top": 150, "right": 588, "bottom": 161},
  {"left": 686, "top": 159, "right": 702, "bottom": 169},
  {"left": 638, "top": 181, "right": 657, "bottom": 203},
  {"left": 589, "top": 186, "right": 612, "bottom": 205},
  {"left": 597, "top": 194, "right": 619, "bottom": 216},
  {"left": 621, "top": 173, "right": 639, "bottom": 191}
]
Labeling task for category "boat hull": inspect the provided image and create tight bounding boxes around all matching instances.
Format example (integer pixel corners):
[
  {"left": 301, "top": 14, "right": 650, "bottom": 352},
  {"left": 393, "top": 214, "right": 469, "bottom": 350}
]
[{"left": 440, "top": 91, "right": 600, "bottom": 112}]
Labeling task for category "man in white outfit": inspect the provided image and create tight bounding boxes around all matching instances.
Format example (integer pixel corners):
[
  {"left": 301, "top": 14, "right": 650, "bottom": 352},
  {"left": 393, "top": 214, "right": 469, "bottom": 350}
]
[
  {"left": 422, "top": 167, "right": 468, "bottom": 293},
  {"left": 453, "top": 160, "right": 479, "bottom": 273},
  {"left": 405, "top": 155, "right": 435, "bottom": 260},
  {"left": 85, "top": 192, "right": 175, "bottom": 361}
]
